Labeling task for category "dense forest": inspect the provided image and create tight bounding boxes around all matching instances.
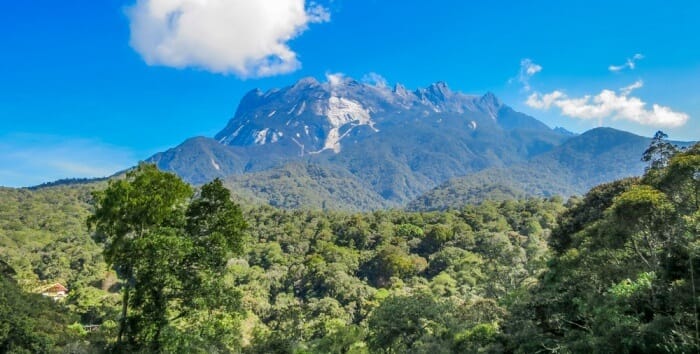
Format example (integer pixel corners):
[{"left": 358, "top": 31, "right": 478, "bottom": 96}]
[{"left": 1, "top": 135, "right": 698, "bottom": 353}]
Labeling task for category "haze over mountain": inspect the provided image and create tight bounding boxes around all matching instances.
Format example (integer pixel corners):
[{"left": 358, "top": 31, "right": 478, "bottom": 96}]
[{"left": 147, "top": 76, "right": 674, "bottom": 210}]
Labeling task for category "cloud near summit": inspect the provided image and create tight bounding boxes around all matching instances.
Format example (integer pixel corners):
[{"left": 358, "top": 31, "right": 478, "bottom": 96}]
[{"left": 127, "top": 0, "right": 330, "bottom": 77}]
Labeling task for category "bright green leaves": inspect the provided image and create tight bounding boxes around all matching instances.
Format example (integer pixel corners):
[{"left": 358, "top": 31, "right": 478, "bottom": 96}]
[
  {"left": 609, "top": 272, "right": 656, "bottom": 300},
  {"left": 89, "top": 163, "right": 193, "bottom": 276},
  {"left": 360, "top": 245, "right": 427, "bottom": 288},
  {"left": 612, "top": 185, "right": 675, "bottom": 224}
]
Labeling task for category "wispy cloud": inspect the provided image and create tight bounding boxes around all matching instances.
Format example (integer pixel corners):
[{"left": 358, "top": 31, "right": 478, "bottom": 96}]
[
  {"left": 609, "top": 53, "right": 644, "bottom": 72},
  {"left": 619, "top": 80, "right": 644, "bottom": 96},
  {"left": 325, "top": 72, "right": 348, "bottom": 88},
  {"left": 127, "top": 0, "right": 330, "bottom": 77},
  {"left": 0, "top": 134, "right": 138, "bottom": 187},
  {"left": 362, "top": 72, "right": 389, "bottom": 88},
  {"left": 526, "top": 80, "right": 689, "bottom": 128},
  {"left": 511, "top": 58, "right": 542, "bottom": 91}
]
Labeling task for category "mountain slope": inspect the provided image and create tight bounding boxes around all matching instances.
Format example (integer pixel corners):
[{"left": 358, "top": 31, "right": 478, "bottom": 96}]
[
  {"left": 407, "top": 127, "right": 653, "bottom": 210},
  {"left": 224, "top": 162, "right": 392, "bottom": 211},
  {"left": 149, "top": 137, "right": 244, "bottom": 184}
]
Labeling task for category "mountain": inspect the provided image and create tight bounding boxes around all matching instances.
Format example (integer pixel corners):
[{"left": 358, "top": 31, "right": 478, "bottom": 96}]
[
  {"left": 210, "top": 78, "right": 564, "bottom": 162},
  {"left": 148, "top": 76, "right": 675, "bottom": 211},
  {"left": 149, "top": 77, "right": 575, "bottom": 208}
]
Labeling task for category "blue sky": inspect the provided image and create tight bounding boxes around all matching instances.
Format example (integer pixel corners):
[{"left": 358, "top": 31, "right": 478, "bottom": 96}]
[{"left": 1, "top": 0, "right": 698, "bottom": 187}]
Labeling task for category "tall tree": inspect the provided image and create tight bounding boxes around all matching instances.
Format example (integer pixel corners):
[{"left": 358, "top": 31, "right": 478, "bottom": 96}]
[
  {"left": 89, "top": 164, "right": 192, "bottom": 350},
  {"left": 642, "top": 131, "right": 679, "bottom": 170},
  {"left": 89, "top": 165, "right": 246, "bottom": 352}
]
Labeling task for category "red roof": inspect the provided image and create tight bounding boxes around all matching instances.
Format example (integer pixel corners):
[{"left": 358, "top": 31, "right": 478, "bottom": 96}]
[{"left": 44, "top": 283, "right": 68, "bottom": 293}]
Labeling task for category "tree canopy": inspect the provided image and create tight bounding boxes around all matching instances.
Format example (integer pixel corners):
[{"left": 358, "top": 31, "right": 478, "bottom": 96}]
[{"left": 1, "top": 139, "right": 698, "bottom": 353}]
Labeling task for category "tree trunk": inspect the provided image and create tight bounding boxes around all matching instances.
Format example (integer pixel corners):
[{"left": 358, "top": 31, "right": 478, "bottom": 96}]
[{"left": 117, "top": 284, "right": 130, "bottom": 347}]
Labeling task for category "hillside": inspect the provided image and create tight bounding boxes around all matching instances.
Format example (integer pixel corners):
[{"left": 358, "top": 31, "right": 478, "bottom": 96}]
[
  {"left": 0, "top": 183, "right": 106, "bottom": 287},
  {"left": 408, "top": 127, "right": 653, "bottom": 210},
  {"left": 224, "top": 162, "right": 393, "bottom": 211}
]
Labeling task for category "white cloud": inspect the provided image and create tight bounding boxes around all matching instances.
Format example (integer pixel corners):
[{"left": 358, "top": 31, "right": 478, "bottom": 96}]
[
  {"left": 325, "top": 72, "right": 348, "bottom": 88},
  {"left": 526, "top": 81, "right": 689, "bottom": 128},
  {"left": 0, "top": 134, "right": 138, "bottom": 187},
  {"left": 362, "top": 72, "right": 388, "bottom": 88},
  {"left": 512, "top": 58, "right": 542, "bottom": 91},
  {"left": 127, "top": 0, "right": 330, "bottom": 77},
  {"left": 325, "top": 72, "right": 354, "bottom": 95},
  {"left": 609, "top": 53, "right": 644, "bottom": 72},
  {"left": 620, "top": 80, "right": 644, "bottom": 96},
  {"left": 525, "top": 90, "right": 565, "bottom": 109}
]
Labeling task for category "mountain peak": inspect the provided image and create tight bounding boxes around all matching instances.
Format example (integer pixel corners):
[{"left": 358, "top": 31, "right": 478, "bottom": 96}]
[
  {"left": 428, "top": 81, "right": 452, "bottom": 98},
  {"left": 214, "top": 77, "right": 564, "bottom": 156},
  {"left": 553, "top": 126, "right": 577, "bottom": 136},
  {"left": 234, "top": 88, "right": 265, "bottom": 114},
  {"left": 393, "top": 83, "right": 409, "bottom": 96},
  {"left": 293, "top": 77, "right": 320, "bottom": 89},
  {"left": 414, "top": 81, "right": 453, "bottom": 105},
  {"left": 477, "top": 92, "right": 502, "bottom": 119},
  {"left": 480, "top": 92, "right": 500, "bottom": 106}
]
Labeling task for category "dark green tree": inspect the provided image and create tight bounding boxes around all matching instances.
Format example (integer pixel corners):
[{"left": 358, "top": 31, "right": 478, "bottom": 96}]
[
  {"left": 367, "top": 293, "right": 454, "bottom": 353},
  {"left": 89, "top": 165, "right": 246, "bottom": 352}
]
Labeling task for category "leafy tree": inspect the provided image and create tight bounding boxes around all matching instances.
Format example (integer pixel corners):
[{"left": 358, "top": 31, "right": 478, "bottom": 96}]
[
  {"left": 361, "top": 245, "right": 427, "bottom": 288},
  {"left": 642, "top": 131, "right": 679, "bottom": 170},
  {"left": 367, "top": 293, "right": 454, "bottom": 353},
  {"left": 417, "top": 224, "right": 453, "bottom": 256},
  {"left": 89, "top": 164, "right": 193, "bottom": 350},
  {"left": 89, "top": 164, "right": 246, "bottom": 352},
  {"left": 309, "top": 324, "right": 367, "bottom": 354}
]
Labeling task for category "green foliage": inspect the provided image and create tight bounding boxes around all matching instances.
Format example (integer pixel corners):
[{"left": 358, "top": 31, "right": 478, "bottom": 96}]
[
  {"left": 0, "top": 182, "right": 105, "bottom": 288},
  {"left": 89, "top": 164, "right": 247, "bottom": 352},
  {"left": 367, "top": 293, "right": 454, "bottom": 352},
  {"left": 226, "top": 162, "right": 393, "bottom": 211},
  {"left": 7, "top": 139, "right": 696, "bottom": 352},
  {"left": 0, "top": 178, "right": 564, "bottom": 353},
  {"left": 0, "top": 273, "right": 80, "bottom": 353},
  {"left": 507, "top": 142, "right": 700, "bottom": 353},
  {"left": 609, "top": 272, "right": 655, "bottom": 299}
]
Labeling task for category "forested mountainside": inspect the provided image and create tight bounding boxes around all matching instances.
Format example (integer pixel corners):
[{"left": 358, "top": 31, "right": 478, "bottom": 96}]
[
  {"left": 407, "top": 127, "right": 656, "bottom": 210},
  {"left": 1, "top": 138, "right": 698, "bottom": 353},
  {"left": 224, "top": 162, "right": 393, "bottom": 211}
]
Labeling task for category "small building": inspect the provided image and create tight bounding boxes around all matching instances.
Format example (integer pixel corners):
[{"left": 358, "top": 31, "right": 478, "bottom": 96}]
[
  {"left": 83, "top": 324, "right": 100, "bottom": 332},
  {"left": 40, "top": 283, "right": 69, "bottom": 300}
]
